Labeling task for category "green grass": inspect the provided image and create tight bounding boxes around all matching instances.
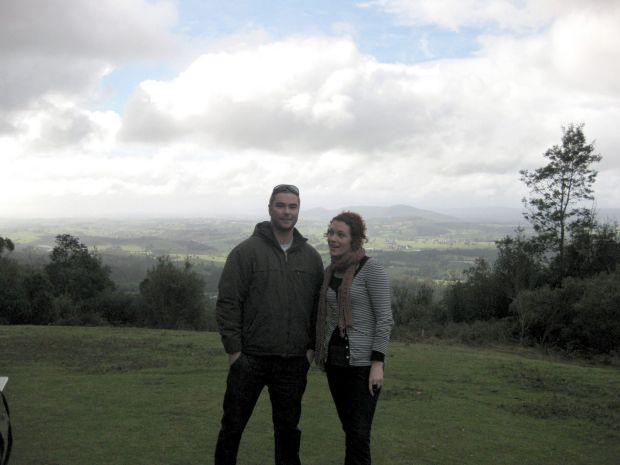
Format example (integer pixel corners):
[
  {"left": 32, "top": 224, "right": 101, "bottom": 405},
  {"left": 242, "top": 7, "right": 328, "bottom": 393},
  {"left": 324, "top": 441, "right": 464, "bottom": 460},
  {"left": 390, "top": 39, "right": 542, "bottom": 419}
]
[{"left": 1, "top": 326, "right": 619, "bottom": 465}]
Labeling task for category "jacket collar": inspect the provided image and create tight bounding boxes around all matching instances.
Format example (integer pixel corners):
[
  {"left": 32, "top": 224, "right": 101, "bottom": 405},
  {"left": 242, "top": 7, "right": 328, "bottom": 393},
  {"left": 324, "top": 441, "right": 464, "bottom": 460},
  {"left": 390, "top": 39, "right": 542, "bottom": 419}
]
[{"left": 253, "top": 221, "right": 307, "bottom": 250}]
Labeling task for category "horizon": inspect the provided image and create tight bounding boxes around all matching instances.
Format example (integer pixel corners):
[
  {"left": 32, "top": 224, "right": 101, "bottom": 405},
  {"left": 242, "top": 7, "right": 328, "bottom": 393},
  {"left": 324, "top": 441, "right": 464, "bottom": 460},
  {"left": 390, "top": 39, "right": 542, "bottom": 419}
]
[
  {"left": 2, "top": 203, "right": 619, "bottom": 226},
  {"left": 2, "top": 1, "right": 620, "bottom": 218}
]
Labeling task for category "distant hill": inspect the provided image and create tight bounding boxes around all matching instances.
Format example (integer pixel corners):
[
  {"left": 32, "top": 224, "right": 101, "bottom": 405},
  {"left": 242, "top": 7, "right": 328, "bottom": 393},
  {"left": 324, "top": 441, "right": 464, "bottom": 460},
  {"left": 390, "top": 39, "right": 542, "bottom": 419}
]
[
  {"left": 305, "top": 205, "right": 620, "bottom": 225},
  {"left": 435, "top": 207, "right": 525, "bottom": 224},
  {"left": 303, "top": 204, "right": 459, "bottom": 222},
  {"left": 439, "top": 206, "right": 620, "bottom": 224}
]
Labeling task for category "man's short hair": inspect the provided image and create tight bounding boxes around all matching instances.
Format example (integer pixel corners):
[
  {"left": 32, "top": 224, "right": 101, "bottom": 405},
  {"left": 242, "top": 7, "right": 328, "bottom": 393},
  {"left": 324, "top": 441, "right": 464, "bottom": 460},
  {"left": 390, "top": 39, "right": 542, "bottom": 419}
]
[{"left": 269, "top": 184, "right": 300, "bottom": 205}]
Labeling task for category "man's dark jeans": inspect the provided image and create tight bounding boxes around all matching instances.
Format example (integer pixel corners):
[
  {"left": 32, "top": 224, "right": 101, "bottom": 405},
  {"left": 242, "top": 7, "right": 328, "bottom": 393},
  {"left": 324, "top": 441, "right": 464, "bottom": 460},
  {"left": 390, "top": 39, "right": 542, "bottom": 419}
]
[
  {"left": 214, "top": 353, "right": 310, "bottom": 465},
  {"left": 325, "top": 365, "right": 380, "bottom": 465}
]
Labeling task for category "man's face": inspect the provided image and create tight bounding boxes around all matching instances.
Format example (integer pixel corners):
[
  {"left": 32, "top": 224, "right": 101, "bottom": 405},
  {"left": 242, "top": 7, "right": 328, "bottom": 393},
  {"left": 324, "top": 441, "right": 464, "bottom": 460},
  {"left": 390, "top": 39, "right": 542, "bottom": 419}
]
[{"left": 268, "top": 192, "right": 300, "bottom": 233}]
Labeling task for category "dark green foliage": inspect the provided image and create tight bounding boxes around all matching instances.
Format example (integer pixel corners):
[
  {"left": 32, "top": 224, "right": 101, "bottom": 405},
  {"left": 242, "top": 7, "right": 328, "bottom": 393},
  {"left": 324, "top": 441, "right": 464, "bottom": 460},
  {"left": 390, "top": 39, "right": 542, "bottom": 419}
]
[
  {"left": 564, "top": 222, "right": 620, "bottom": 278},
  {"left": 138, "top": 256, "right": 208, "bottom": 330},
  {"left": 20, "top": 270, "right": 55, "bottom": 325},
  {"left": 73, "top": 290, "right": 139, "bottom": 327},
  {"left": 2, "top": 234, "right": 213, "bottom": 330},
  {"left": 45, "top": 234, "right": 115, "bottom": 301},
  {"left": 568, "top": 271, "right": 620, "bottom": 353},
  {"left": 391, "top": 279, "right": 443, "bottom": 338},
  {"left": 494, "top": 229, "right": 545, "bottom": 300},
  {"left": 510, "top": 271, "right": 620, "bottom": 353},
  {"left": 0, "top": 256, "right": 29, "bottom": 324},
  {"left": 442, "top": 258, "right": 510, "bottom": 323},
  {"left": 92, "top": 289, "right": 139, "bottom": 326},
  {"left": 510, "top": 283, "right": 582, "bottom": 348},
  {"left": 1, "top": 236, "right": 55, "bottom": 324}
]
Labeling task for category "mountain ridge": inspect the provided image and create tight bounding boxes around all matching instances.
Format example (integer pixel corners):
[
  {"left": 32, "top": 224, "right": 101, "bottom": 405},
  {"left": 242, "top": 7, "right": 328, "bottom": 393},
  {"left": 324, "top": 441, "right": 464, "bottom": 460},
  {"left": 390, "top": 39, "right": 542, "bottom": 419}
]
[
  {"left": 303, "top": 205, "right": 620, "bottom": 224},
  {"left": 303, "top": 204, "right": 459, "bottom": 222}
]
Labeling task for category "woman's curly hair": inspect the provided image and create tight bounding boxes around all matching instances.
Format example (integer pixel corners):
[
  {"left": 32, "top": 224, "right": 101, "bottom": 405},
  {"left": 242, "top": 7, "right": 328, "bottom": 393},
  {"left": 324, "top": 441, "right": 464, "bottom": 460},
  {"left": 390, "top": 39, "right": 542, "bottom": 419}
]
[{"left": 330, "top": 211, "right": 368, "bottom": 250}]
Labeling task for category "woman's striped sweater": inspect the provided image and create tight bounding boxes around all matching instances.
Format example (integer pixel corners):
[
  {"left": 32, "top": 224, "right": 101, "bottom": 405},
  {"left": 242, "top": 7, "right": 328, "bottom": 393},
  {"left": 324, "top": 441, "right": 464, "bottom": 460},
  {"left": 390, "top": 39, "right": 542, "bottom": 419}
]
[{"left": 322, "top": 257, "right": 394, "bottom": 366}]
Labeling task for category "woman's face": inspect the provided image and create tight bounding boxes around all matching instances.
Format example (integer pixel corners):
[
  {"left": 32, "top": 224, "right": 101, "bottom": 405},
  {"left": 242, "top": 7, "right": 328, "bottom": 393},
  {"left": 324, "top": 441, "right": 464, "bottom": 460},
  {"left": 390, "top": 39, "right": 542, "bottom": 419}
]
[{"left": 326, "top": 220, "right": 353, "bottom": 258}]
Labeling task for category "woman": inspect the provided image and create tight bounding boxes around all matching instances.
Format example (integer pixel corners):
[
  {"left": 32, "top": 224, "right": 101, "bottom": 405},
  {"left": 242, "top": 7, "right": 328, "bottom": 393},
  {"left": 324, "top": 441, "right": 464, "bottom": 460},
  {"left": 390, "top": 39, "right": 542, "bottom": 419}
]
[{"left": 315, "top": 211, "right": 393, "bottom": 465}]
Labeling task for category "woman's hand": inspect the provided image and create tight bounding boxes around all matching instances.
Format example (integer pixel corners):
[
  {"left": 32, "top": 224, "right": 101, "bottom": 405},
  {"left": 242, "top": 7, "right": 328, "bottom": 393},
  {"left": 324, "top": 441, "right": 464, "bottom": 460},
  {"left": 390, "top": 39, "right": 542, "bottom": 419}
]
[{"left": 368, "top": 361, "right": 384, "bottom": 396}]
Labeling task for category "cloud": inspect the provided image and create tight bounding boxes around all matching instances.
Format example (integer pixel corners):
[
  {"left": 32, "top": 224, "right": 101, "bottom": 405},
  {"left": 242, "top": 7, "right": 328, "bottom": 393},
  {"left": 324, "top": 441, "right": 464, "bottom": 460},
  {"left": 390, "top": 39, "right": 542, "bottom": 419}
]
[
  {"left": 0, "top": 0, "right": 180, "bottom": 119},
  {"left": 120, "top": 38, "right": 396, "bottom": 151},
  {"left": 2, "top": 0, "right": 619, "bottom": 217},
  {"left": 120, "top": 35, "right": 528, "bottom": 160},
  {"left": 117, "top": 21, "right": 618, "bottom": 158}
]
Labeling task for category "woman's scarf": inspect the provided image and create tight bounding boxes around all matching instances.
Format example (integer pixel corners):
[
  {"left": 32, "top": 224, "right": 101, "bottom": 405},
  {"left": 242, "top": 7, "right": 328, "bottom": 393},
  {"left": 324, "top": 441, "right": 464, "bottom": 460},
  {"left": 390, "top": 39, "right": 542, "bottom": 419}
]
[{"left": 315, "top": 247, "right": 366, "bottom": 368}]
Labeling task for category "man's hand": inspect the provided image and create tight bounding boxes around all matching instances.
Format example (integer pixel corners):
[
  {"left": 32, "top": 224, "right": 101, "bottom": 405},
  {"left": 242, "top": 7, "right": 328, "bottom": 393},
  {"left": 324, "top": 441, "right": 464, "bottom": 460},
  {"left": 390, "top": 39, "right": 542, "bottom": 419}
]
[
  {"left": 306, "top": 349, "right": 315, "bottom": 364},
  {"left": 228, "top": 352, "right": 241, "bottom": 366}
]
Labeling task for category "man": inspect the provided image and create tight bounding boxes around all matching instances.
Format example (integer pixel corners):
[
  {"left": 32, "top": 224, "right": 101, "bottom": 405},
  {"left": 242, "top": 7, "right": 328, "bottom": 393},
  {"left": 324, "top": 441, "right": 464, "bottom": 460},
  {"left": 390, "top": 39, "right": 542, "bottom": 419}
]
[{"left": 214, "top": 184, "right": 324, "bottom": 465}]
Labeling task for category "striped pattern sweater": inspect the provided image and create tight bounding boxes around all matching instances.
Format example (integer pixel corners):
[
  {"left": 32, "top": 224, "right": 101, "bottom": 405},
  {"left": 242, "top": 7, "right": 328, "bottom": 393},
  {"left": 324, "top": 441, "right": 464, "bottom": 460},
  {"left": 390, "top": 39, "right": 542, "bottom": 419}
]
[{"left": 323, "top": 257, "right": 393, "bottom": 366}]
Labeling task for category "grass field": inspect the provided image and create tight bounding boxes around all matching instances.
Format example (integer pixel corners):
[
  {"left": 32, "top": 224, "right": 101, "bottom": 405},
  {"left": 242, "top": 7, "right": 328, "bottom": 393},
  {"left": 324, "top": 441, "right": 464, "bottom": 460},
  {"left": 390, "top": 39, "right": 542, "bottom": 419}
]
[{"left": 1, "top": 325, "right": 619, "bottom": 465}]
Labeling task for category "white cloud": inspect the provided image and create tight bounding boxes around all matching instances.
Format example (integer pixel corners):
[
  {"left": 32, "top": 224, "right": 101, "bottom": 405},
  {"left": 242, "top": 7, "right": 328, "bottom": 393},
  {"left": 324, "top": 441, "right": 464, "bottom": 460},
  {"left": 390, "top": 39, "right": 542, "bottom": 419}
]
[{"left": 2, "top": 0, "right": 620, "bottom": 217}]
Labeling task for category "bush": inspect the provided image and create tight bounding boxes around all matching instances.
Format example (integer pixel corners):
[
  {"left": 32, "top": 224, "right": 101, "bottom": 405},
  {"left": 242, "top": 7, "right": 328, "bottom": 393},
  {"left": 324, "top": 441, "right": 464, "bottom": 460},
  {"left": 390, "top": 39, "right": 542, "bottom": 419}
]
[
  {"left": 440, "top": 319, "right": 515, "bottom": 345},
  {"left": 442, "top": 259, "right": 510, "bottom": 323},
  {"left": 0, "top": 257, "right": 29, "bottom": 324},
  {"left": 139, "top": 256, "right": 208, "bottom": 330},
  {"left": 21, "top": 270, "right": 55, "bottom": 325},
  {"left": 511, "top": 271, "right": 620, "bottom": 354},
  {"left": 79, "top": 290, "right": 139, "bottom": 326},
  {"left": 46, "top": 234, "right": 115, "bottom": 302},
  {"left": 53, "top": 295, "right": 105, "bottom": 326},
  {"left": 571, "top": 271, "right": 620, "bottom": 353},
  {"left": 391, "top": 279, "right": 447, "bottom": 340}
]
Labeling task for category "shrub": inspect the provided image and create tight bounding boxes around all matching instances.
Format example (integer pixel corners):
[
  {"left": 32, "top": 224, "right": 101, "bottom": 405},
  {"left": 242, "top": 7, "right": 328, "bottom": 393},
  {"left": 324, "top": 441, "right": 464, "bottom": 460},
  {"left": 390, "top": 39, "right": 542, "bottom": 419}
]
[
  {"left": 571, "top": 271, "right": 620, "bottom": 353},
  {"left": 138, "top": 256, "right": 207, "bottom": 330},
  {"left": 440, "top": 319, "right": 515, "bottom": 345}
]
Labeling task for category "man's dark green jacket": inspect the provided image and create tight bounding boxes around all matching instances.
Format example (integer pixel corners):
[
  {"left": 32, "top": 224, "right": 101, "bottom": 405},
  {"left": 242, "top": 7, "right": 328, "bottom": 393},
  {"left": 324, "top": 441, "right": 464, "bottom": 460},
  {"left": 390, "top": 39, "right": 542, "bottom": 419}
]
[{"left": 216, "top": 221, "right": 324, "bottom": 357}]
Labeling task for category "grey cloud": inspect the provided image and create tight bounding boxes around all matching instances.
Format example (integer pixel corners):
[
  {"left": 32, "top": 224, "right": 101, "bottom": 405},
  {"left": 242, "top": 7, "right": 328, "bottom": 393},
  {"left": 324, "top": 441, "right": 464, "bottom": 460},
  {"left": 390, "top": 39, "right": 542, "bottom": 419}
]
[
  {"left": 32, "top": 104, "right": 99, "bottom": 150},
  {"left": 119, "top": 88, "right": 188, "bottom": 143},
  {"left": 0, "top": 54, "right": 106, "bottom": 110},
  {"left": 0, "top": 0, "right": 178, "bottom": 59},
  {"left": 0, "top": 0, "right": 181, "bottom": 130}
]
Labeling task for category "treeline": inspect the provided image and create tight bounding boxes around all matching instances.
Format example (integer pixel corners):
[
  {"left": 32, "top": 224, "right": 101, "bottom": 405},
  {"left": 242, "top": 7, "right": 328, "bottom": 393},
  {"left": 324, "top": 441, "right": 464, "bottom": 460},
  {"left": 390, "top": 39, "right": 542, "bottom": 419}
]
[
  {"left": 2, "top": 124, "right": 618, "bottom": 356},
  {"left": 392, "top": 124, "right": 620, "bottom": 355},
  {"left": 0, "top": 234, "right": 215, "bottom": 331}
]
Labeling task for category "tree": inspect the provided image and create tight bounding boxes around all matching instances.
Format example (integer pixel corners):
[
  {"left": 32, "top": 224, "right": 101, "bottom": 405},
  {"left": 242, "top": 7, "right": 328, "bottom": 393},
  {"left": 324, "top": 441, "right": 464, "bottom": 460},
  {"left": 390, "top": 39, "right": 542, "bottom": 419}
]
[
  {"left": 45, "top": 234, "right": 115, "bottom": 302},
  {"left": 564, "top": 222, "right": 620, "bottom": 278},
  {"left": 571, "top": 271, "right": 620, "bottom": 353},
  {"left": 139, "top": 256, "right": 207, "bottom": 330},
  {"left": 443, "top": 258, "right": 509, "bottom": 323},
  {"left": 494, "top": 229, "right": 544, "bottom": 301},
  {"left": 21, "top": 271, "right": 55, "bottom": 325},
  {"left": 1, "top": 235, "right": 57, "bottom": 325},
  {"left": 391, "top": 279, "right": 439, "bottom": 338},
  {"left": 520, "top": 123, "right": 602, "bottom": 282},
  {"left": 0, "top": 237, "right": 15, "bottom": 256},
  {"left": 0, "top": 256, "right": 29, "bottom": 324}
]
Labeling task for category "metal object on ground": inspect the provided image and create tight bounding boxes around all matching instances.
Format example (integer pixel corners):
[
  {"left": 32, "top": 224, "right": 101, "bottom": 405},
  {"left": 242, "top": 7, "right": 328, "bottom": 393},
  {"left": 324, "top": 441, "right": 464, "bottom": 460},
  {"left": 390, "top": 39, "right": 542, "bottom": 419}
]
[{"left": 0, "top": 377, "right": 12, "bottom": 465}]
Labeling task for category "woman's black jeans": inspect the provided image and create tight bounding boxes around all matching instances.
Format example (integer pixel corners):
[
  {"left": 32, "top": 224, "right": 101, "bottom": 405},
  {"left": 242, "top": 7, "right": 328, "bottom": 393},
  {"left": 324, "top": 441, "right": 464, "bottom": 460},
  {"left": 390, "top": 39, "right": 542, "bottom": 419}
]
[
  {"left": 325, "top": 364, "right": 380, "bottom": 465},
  {"left": 214, "top": 353, "right": 309, "bottom": 465}
]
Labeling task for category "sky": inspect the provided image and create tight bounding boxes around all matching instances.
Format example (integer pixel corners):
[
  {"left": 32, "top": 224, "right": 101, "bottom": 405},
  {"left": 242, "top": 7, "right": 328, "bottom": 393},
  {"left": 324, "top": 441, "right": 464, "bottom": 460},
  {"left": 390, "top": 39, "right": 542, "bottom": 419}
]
[{"left": 2, "top": 0, "right": 620, "bottom": 219}]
